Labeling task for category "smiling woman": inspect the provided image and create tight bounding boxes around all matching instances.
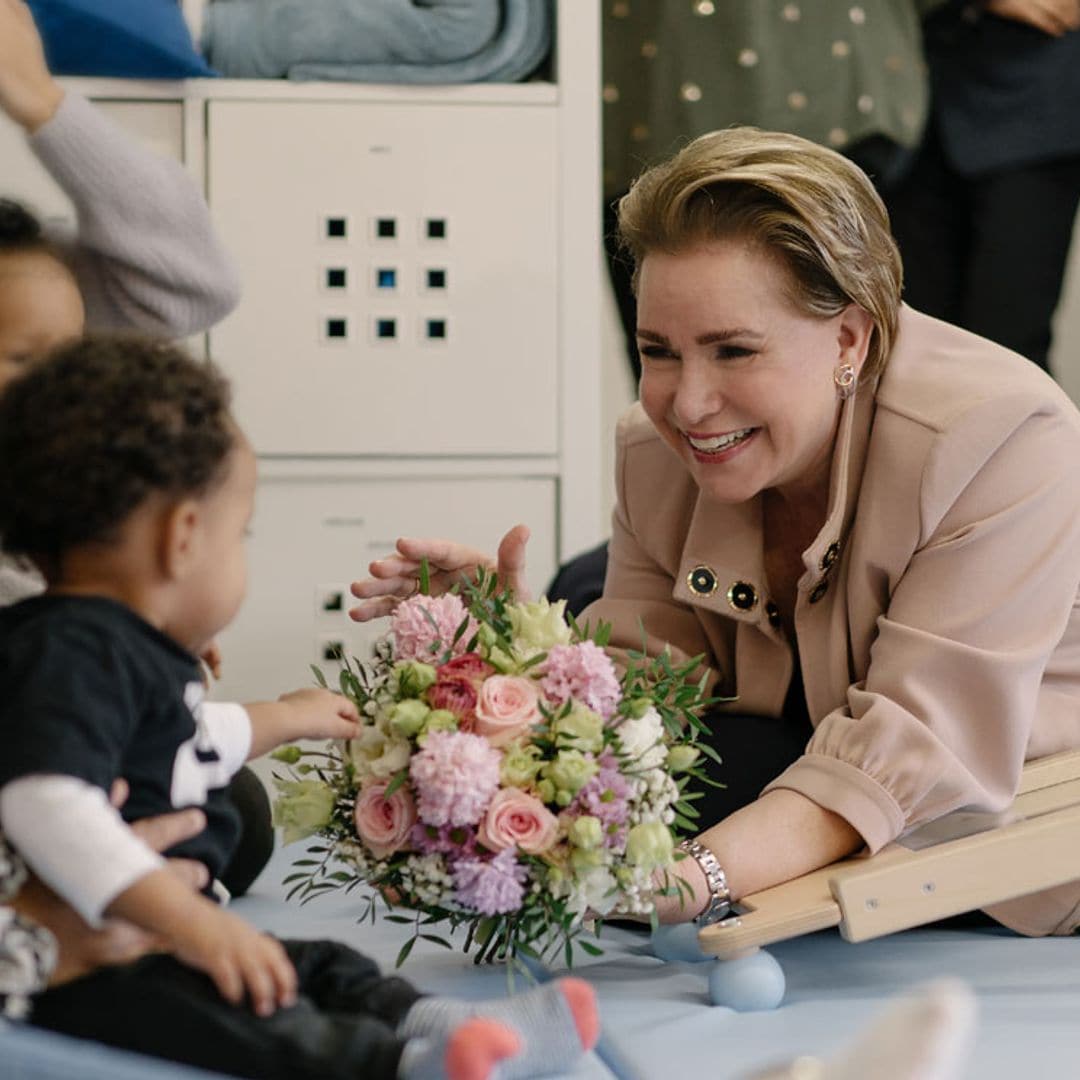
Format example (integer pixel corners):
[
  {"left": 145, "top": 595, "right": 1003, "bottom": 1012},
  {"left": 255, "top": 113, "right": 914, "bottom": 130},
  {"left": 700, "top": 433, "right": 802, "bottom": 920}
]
[{"left": 352, "top": 126, "right": 1080, "bottom": 940}]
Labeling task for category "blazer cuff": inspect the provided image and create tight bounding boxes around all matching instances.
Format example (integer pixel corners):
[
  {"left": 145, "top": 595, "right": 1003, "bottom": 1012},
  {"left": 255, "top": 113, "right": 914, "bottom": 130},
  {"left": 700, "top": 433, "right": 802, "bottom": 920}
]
[{"left": 761, "top": 754, "right": 906, "bottom": 854}]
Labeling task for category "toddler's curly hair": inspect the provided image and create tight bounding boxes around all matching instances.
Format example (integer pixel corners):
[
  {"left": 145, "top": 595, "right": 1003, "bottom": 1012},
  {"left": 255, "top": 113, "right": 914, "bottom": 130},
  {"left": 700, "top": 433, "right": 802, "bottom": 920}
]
[
  {"left": 0, "top": 334, "right": 236, "bottom": 574},
  {"left": 0, "top": 198, "right": 54, "bottom": 256}
]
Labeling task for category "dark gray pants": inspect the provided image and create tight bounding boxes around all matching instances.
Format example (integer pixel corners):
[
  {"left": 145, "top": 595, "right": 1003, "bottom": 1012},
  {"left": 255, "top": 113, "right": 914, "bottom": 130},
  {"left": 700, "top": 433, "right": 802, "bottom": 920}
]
[{"left": 31, "top": 938, "right": 422, "bottom": 1080}]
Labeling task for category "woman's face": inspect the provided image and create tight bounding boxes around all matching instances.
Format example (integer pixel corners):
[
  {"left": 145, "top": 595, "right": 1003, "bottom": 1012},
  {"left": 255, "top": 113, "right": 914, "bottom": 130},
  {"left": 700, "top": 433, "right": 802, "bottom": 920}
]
[
  {"left": 0, "top": 251, "right": 85, "bottom": 394},
  {"left": 636, "top": 240, "right": 869, "bottom": 506}
]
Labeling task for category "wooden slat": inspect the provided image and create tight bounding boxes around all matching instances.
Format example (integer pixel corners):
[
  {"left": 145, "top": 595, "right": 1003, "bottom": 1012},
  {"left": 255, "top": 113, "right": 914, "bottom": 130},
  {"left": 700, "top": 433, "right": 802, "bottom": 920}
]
[{"left": 695, "top": 750, "right": 1080, "bottom": 960}]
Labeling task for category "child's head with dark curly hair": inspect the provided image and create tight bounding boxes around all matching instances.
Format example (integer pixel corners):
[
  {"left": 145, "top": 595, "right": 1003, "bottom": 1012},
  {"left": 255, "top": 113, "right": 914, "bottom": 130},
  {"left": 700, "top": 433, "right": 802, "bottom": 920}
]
[
  {"left": 0, "top": 333, "right": 256, "bottom": 653},
  {"left": 0, "top": 198, "right": 84, "bottom": 391}
]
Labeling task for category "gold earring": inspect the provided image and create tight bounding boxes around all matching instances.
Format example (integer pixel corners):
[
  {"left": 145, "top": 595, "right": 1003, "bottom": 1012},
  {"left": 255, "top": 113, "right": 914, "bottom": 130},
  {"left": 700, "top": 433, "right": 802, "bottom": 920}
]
[{"left": 833, "top": 361, "right": 856, "bottom": 399}]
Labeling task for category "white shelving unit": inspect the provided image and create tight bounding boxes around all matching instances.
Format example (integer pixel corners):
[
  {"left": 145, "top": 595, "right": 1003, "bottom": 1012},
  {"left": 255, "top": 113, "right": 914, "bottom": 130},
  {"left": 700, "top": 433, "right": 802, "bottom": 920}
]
[{"left": 0, "top": 0, "right": 603, "bottom": 702}]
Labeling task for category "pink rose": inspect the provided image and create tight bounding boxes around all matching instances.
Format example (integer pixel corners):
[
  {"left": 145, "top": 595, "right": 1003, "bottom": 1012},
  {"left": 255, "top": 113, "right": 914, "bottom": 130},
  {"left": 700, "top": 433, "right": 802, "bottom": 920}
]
[
  {"left": 427, "top": 677, "right": 479, "bottom": 727},
  {"left": 354, "top": 781, "right": 417, "bottom": 859},
  {"left": 473, "top": 675, "right": 542, "bottom": 747},
  {"left": 478, "top": 788, "right": 559, "bottom": 855}
]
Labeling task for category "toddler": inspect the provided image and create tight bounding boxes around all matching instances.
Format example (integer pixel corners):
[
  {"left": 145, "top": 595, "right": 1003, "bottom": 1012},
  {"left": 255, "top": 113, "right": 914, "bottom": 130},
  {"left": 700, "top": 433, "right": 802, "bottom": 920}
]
[{"left": 0, "top": 335, "right": 598, "bottom": 1080}]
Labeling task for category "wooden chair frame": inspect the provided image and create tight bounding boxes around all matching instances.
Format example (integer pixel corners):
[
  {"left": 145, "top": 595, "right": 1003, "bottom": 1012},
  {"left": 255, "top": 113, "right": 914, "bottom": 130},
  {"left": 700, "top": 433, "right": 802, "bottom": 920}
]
[{"left": 698, "top": 751, "right": 1080, "bottom": 959}]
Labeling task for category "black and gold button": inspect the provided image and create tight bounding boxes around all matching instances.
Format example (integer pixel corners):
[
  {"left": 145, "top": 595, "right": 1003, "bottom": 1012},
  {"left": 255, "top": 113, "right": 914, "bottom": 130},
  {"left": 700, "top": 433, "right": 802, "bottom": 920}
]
[
  {"left": 809, "top": 580, "right": 829, "bottom": 604},
  {"left": 820, "top": 541, "right": 841, "bottom": 573},
  {"left": 688, "top": 565, "right": 718, "bottom": 597},
  {"left": 727, "top": 581, "right": 758, "bottom": 612},
  {"left": 765, "top": 601, "right": 782, "bottom": 628}
]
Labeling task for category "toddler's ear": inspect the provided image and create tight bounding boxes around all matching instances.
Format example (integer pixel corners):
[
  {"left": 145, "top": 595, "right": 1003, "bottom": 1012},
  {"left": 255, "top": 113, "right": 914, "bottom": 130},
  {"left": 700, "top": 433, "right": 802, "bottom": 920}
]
[{"left": 160, "top": 498, "right": 202, "bottom": 580}]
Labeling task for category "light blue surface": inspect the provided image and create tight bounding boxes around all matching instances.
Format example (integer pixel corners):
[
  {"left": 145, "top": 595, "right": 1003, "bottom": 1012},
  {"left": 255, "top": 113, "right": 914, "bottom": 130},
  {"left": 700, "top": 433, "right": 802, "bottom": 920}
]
[
  {"left": 249, "top": 843, "right": 1080, "bottom": 1078},
  {"left": 4, "top": 841, "right": 1079, "bottom": 1078}
]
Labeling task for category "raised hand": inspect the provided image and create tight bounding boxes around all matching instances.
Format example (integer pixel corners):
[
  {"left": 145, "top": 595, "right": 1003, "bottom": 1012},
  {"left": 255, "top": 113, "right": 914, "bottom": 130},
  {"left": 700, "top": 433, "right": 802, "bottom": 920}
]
[
  {"left": 985, "top": 0, "right": 1080, "bottom": 35},
  {"left": 245, "top": 687, "right": 361, "bottom": 758},
  {"left": 349, "top": 523, "right": 532, "bottom": 623},
  {"left": 0, "top": 0, "right": 64, "bottom": 132},
  {"left": 276, "top": 687, "right": 361, "bottom": 741}
]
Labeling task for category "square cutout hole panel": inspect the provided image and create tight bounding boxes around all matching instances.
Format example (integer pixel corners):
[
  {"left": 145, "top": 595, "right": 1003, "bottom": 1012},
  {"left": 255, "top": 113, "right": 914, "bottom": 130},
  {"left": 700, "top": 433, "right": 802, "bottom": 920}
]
[
  {"left": 425, "top": 318, "right": 447, "bottom": 340},
  {"left": 325, "top": 267, "right": 347, "bottom": 289},
  {"left": 325, "top": 216, "right": 347, "bottom": 239},
  {"left": 425, "top": 217, "right": 447, "bottom": 240},
  {"left": 324, "top": 317, "right": 348, "bottom": 340},
  {"left": 375, "top": 267, "right": 397, "bottom": 290},
  {"left": 426, "top": 268, "right": 447, "bottom": 290},
  {"left": 374, "top": 217, "right": 397, "bottom": 239},
  {"left": 375, "top": 318, "right": 397, "bottom": 340}
]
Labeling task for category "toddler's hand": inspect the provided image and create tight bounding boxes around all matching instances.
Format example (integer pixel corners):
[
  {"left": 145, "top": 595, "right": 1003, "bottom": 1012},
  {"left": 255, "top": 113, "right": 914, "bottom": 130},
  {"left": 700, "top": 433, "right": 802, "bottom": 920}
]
[
  {"left": 278, "top": 687, "right": 360, "bottom": 741},
  {"left": 171, "top": 904, "right": 297, "bottom": 1016}
]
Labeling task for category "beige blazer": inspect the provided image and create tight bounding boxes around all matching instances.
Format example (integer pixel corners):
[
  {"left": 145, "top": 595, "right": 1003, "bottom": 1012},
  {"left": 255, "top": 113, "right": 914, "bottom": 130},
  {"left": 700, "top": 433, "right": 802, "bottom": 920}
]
[{"left": 585, "top": 306, "right": 1080, "bottom": 936}]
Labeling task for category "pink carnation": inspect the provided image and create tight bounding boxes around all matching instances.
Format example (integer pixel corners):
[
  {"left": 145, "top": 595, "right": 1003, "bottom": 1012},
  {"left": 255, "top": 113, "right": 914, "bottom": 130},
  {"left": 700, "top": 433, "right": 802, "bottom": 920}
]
[
  {"left": 392, "top": 594, "right": 479, "bottom": 663},
  {"left": 540, "top": 641, "right": 621, "bottom": 718},
  {"left": 408, "top": 730, "right": 502, "bottom": 827}
]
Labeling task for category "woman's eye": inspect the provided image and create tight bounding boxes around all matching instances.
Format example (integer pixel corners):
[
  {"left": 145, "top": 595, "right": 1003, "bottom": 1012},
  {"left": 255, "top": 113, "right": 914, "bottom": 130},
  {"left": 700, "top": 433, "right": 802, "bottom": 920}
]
[
  {"left": 638, "top": 345, "right": 675, "bottom": 360},
  {"left": 718, "top": 345, "right": 755, "bottom": 361}
]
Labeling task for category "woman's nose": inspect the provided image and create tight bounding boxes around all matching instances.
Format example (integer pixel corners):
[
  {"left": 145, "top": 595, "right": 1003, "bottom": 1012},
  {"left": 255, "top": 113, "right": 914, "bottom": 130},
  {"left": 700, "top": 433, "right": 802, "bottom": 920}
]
[{"left": 673, "top": 361, "right": 725, "bottom": 427}]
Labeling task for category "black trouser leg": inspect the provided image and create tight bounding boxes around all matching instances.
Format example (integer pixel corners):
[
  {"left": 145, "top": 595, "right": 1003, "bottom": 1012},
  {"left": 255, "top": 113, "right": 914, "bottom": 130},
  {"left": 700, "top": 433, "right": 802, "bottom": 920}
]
[
  {"left": 31, "top": 940, "right": 419, "bottom": 1080},
  {"left": 885, "top": 118, "right": 971, "bottom": 326},
  {"left": 285, "top": 938, "right": 421, "bottom": 1025},
  {"left": 961, "top": 157, "right": 1080, "bottom": 372}
]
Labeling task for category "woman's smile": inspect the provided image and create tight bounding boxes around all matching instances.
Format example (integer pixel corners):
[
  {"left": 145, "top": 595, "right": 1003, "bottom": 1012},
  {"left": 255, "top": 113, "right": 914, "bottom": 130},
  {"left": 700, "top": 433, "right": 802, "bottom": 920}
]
[{"left": 682, "top": 426, "right": 759, "bottom": 461}]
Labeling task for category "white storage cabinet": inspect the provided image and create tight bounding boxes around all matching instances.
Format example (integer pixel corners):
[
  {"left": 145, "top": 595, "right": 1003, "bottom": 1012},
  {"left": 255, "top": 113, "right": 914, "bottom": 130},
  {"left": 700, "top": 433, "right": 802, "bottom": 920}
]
[{"left": 0, "top": 2, "right": 603, "bottom": 703}]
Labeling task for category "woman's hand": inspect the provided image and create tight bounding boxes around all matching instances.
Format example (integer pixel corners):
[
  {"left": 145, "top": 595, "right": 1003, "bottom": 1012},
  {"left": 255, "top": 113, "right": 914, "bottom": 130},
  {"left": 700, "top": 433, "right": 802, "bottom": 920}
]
[
  {"left": 349, "top": 524, "right": 532, "bottom": 623},
  {"left": 0, "top": 0, "right": 64, "bottom": 132},
  {"left": 986, "top": 0, "right": 1080, "bottom": 35}
]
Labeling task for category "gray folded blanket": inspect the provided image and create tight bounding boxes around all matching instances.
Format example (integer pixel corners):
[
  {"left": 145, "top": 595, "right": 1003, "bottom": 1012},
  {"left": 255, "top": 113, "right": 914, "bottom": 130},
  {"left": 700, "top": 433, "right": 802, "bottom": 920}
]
[{"left": 203, "top": 0, "right": 552, "bottom": 84}]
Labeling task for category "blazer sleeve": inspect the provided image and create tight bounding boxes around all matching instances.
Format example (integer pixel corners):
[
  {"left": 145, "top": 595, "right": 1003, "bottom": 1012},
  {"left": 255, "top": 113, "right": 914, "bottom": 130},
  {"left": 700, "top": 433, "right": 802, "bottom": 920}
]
[
  {"left": 31, "top": 93, "right": 241, "bottom": 338},
  {"left": 765, "top": 401, "right": 1080, "bottom": 852}
]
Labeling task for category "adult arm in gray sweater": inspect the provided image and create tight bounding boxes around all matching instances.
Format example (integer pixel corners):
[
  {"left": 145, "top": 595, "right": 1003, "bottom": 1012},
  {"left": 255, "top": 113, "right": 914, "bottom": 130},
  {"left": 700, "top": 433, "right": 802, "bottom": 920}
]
[
  {"left": 0, "top": 0, "right": 241, "bottom": 337},
  {"left": 30, "top": 92, "right": 242, "bottom": 337}
]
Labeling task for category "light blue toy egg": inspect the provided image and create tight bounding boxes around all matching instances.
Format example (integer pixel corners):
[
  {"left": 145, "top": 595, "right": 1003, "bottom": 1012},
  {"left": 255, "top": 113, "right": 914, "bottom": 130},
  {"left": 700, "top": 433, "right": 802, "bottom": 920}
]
[
  {"left": 651, "top": 923, "right": 711, "bottom": 963},
  {"left": 707, "top": 949, "right": 786, "bottom": 1010}
]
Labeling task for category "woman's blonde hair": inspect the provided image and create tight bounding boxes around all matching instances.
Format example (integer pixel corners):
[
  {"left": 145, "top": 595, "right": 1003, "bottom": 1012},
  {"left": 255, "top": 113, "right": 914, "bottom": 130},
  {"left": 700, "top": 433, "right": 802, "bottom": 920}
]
[{"left": 617, "top": 127, "right": 903, "bottom": 379}]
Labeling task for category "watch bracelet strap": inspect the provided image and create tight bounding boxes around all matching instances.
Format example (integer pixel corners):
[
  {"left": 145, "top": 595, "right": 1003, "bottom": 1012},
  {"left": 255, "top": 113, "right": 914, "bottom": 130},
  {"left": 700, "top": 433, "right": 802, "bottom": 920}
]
[{"left": 677, "top": 837, "right": 731, "bottom": 925}]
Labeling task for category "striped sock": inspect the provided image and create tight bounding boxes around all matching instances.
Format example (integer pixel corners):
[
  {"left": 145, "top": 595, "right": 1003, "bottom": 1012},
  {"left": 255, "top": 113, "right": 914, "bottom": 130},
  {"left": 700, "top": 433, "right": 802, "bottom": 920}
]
[
  {"left": 399, "top": 977, "right": 599, "bottom": 1080},
  {"left": 399, "top": 1019, "right": 522, "bottom": 1080}
]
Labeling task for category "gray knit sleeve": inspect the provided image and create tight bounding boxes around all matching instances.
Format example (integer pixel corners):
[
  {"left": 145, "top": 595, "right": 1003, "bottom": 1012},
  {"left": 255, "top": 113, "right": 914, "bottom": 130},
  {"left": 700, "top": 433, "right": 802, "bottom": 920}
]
[{"left": 30, "top": 92, "right": 241, "bottom": 339}]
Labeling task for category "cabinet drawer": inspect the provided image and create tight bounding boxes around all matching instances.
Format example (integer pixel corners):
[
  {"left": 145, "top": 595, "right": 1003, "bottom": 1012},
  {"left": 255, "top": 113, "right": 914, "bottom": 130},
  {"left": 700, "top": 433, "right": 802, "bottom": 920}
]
[
  {"left": 212, "top": 471, "right": 557, "bottom": 702},
  {"left": 207, "top": 101, "right": 558, "bottom": 456}
]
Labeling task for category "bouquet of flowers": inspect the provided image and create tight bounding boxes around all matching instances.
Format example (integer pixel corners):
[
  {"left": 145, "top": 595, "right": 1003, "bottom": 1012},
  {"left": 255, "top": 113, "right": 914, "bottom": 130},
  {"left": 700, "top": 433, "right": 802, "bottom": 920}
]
[{"left": 272, "top": 569, "right": 720, "bottom": 968}]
